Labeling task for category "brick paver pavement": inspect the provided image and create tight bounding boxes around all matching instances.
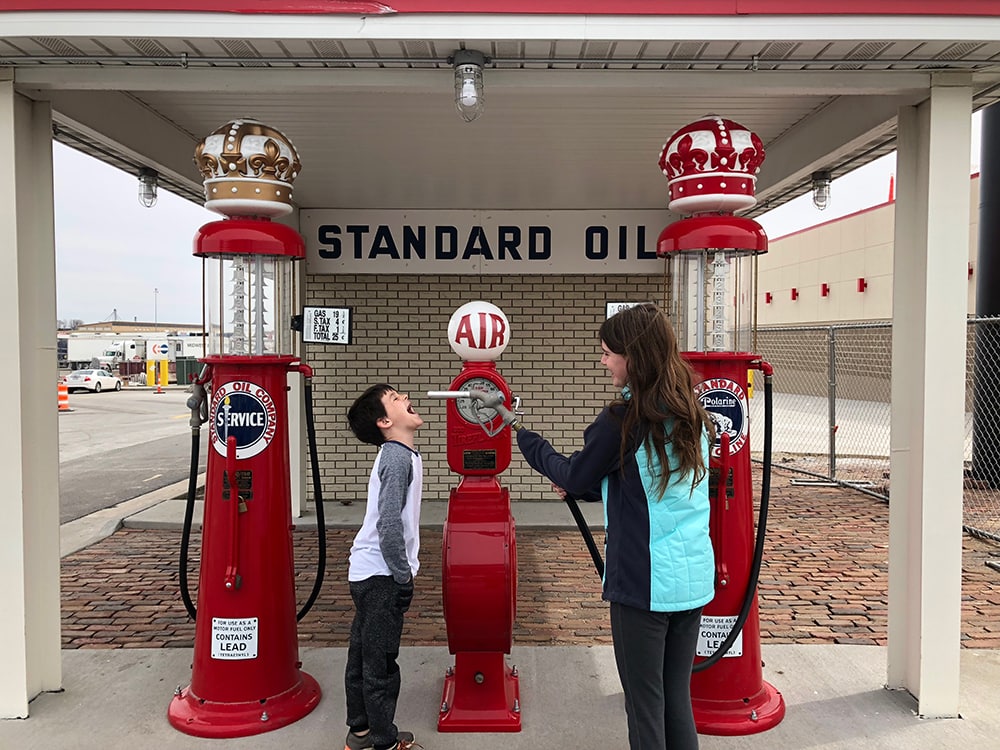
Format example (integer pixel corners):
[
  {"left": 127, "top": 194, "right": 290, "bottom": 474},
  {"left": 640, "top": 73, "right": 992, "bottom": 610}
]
[{"left": 59, "top": 468, "right": 1000, "bottom": 650}]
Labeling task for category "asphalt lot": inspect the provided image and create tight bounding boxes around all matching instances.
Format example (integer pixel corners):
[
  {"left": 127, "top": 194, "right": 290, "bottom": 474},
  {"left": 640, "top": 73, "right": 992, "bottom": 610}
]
[{"left": 58, "top": 386, "right": 207, "bottom": 523}]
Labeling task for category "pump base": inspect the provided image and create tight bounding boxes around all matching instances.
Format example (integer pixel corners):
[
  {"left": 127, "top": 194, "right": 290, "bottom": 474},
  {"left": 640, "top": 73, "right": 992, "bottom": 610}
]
[
  {"left": 438, "top": 652, "right": 521, "bottom": 732},
  {"left": 168, "top": 671, "right": 321, "bottom": 738},
  {"left": 693, "top": 679, "right": 785, "bottom": 736}
]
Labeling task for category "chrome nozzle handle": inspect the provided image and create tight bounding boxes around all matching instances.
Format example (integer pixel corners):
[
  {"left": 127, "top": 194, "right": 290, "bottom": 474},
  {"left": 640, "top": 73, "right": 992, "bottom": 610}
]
[
  {"left": 426, "top": 389, "right": 521, "bottom": 430},
  {"left": 426, "top": 389, "right": 504, "bottom": 408}
]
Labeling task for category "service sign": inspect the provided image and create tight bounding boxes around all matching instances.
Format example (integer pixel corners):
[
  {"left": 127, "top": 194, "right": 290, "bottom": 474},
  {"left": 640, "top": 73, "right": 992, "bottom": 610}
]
[
  {"left": 211, "top": 381, "right": 277, "bottom": 459},
  {"left": 302, "top": 209, "right": 671, "bottom": 275}
]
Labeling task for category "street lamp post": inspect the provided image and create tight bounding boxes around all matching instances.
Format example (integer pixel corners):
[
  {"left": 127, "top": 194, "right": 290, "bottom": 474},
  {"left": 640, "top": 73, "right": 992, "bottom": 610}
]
[{"left": 154, "top": 287, "right": 158, "bottom": 324}]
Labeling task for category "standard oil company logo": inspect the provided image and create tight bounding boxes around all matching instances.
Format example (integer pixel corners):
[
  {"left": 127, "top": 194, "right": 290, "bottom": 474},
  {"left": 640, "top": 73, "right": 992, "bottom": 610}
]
[
  {"left": 693, "top": 377, "right": 748, "bottom": 458},
  {"left": 211, "top": 380, "right": 277, "bottom": 459}
]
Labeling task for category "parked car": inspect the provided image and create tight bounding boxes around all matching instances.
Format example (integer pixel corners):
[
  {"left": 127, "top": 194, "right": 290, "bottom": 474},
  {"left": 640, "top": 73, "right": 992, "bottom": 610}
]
[{"left": 64, "top": 368, "right": 122, "bottom": 393}]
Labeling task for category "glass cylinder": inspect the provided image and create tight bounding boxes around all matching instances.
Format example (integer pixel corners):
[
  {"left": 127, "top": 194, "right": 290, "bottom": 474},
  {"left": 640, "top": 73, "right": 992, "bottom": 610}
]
[
  {"left": 667, "top": 249, "right": 758, "bottom": 354},
  {"left": 195, "top": 218, "right": 303, "bottom": 358},
  {"left": 202, "top": 254, "right": 296, "bottom": 357}
]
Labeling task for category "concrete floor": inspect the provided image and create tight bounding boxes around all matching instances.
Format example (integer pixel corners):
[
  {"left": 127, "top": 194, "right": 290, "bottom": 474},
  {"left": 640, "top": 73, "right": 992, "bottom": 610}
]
[
  {"left": 6, "top": 476, "right": 998, "bottom": 750},
  {"left": 3, "top": 645, "right": 999, "bottom": 750}
]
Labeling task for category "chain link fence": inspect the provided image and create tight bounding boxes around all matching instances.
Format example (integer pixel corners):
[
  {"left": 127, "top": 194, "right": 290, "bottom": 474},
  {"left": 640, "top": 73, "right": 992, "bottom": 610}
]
[{"left": 748, "top": 318, "right": 1000, "bottom": 545}]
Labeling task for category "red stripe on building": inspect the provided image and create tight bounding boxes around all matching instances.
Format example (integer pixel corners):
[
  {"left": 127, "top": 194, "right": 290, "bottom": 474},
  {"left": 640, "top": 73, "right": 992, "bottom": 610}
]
[{"left": 3, "top": 1, "right": 1000, "bottom": 17}]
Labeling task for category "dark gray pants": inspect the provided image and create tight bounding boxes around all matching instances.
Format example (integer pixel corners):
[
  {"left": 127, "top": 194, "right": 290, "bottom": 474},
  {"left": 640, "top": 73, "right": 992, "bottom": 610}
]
[
  {"left": 610, "top": 601, "right": 703, "bottom": 750},
  {"left": 345, "top": 575, "right": 405, "bottom": 749}
]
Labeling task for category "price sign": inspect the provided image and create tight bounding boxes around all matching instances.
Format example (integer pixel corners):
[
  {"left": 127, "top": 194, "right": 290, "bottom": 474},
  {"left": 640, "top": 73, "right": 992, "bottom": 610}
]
[
  {"left": 302, "top": 306, "right": 352, "bottom": 345},
  {"left": 606, "top": 301, "right": 647, "bottom": 319}
]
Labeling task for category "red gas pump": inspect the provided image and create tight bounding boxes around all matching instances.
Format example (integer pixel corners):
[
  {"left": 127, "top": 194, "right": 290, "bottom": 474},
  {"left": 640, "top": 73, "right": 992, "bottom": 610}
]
[
  {"left": 656, "top": 116, "right": 785, "bottom": 735},
  {"left": 167, "top": 119, "right": 321, "bottom": 738},
  {"left": 426, "top": 300, "right": 521, "bottom": 733}
]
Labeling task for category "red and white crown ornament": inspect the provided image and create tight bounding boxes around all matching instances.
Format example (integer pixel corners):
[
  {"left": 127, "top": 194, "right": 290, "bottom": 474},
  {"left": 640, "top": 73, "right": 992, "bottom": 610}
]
[
  {"left": 657, "top": 116, "right": 765, "bottom": 215},
  {"left": 194, "top": 118, "right": 302, "bottom": 218}
]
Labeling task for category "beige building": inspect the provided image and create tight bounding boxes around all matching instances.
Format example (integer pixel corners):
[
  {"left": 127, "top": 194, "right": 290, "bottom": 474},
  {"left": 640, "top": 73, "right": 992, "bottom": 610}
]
[{"left": 757, "top": 174, "right": 981, "bottom": 324}]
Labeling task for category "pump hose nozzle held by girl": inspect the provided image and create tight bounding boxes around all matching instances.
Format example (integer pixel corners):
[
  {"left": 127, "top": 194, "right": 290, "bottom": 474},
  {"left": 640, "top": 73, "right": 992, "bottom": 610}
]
[{"left": 465, "top": 388, "right": 523, "bottom": 431}]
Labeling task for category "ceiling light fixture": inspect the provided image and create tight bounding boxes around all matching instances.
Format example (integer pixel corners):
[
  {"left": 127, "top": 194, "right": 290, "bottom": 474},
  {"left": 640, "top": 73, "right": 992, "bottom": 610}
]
[
  {"left": 811, "top": 170, "right": 832, "bottom": 211},
  {"left": 138, "top": 166, "right": 159, "bottom": 208},
  {"left": 452, "top": 49, "right": 486, "bottom": 123}
]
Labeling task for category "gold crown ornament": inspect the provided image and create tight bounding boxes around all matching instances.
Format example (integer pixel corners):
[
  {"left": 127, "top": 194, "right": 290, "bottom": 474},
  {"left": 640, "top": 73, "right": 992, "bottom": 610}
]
[{"left": 194, "top": 118, "right": 302, "bottom": 218}]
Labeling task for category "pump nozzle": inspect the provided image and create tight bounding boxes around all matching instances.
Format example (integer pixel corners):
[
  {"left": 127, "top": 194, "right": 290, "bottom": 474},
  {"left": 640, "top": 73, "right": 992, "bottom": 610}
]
[
  {"left": 187, "top": 382, "right": 209, "bottom": 429},
  {"left": 468, "top": 389, "right": 523, "bottom": 431},
  {"left": 426, "top": 389, "right": 523, "bottom": 431}
]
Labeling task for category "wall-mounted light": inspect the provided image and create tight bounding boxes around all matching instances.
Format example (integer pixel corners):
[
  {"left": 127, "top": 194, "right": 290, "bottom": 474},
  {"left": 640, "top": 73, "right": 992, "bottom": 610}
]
[
  {"left": 138, "top": 166, "right": 158, "bottom": 208},
  {"left": 821, "top": 282, "right": 830, "bottom": 297},
  {"left": 811, "top": 170, "right": 832, "bottom": 211},
  {"left": 452, "top": 49, "right": 486, "bottom": 123},
  {"left": 791, "top": 287, "right": 799, "bottom": 301},
  {"left": 857, "top": 277, "right": 868, "bottom": 293}
]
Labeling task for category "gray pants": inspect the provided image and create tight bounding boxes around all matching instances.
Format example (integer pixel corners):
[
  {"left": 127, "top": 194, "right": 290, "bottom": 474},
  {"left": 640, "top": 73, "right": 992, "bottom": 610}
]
[
  {"left": 610, "top": 601, "right": 703, "bottom": 750},
  {"left": 345, "top": 575, "right": 405, "bottom": 749}
]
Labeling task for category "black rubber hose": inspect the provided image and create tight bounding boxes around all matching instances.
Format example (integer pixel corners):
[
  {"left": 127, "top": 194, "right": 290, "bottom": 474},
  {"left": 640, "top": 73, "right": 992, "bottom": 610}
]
[
  {"left": 178, "top": 428, "right": 201, "bottom": 621},
  {"left": 692, "top": 371, "right": 773, "bottom": 673},
  {"left": 296, "top": 377, "right": 327, "bottom": 621},
  {"left": 565, "top": 495, "right": 605, "bottom": 578}
]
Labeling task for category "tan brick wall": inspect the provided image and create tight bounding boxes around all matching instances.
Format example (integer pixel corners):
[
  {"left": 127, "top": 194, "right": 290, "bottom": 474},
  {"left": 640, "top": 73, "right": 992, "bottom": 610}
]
[{"left": 304, "top": 274, "right": 667, "bottom": 503}]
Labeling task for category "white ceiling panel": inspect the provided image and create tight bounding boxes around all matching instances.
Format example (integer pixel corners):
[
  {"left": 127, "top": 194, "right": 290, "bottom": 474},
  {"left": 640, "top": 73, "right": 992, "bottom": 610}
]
[{"left": 3, "top": 21, "right": 997, "bottom": 216}]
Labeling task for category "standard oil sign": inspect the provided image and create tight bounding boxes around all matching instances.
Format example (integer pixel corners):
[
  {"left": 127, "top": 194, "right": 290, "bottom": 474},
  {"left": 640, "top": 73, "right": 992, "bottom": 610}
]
[{"left": 301, "top": 209, "right": 671, "bottom": 275}]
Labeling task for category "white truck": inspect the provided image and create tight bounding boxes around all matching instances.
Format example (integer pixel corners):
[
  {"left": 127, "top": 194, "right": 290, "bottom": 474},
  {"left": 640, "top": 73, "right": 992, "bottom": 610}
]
[
  {"left": 64, "top": 335, "right": 142, "bottom": 371},
  {"left": 62, "top": 333, "right": 207, "bottom": 371}
]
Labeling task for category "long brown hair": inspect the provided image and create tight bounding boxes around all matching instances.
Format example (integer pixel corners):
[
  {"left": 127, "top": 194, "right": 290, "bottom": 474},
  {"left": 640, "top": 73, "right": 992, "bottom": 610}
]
[{"left": 599, "top": 303, "right": 713, "bottom": 495}]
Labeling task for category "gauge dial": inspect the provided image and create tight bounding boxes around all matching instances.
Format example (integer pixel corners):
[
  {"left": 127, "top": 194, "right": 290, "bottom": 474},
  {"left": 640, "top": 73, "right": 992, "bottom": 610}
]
[{"left": 455, "top": 376, "right": 503, "bottom": 424}]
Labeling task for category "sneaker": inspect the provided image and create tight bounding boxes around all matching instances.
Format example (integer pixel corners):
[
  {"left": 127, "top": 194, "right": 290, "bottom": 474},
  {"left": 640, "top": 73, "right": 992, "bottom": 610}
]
[
  {"left": 344, "top": 730, "right": 418, "bottom": 750},
  {"left": 344, "top": 730, "right": 371, "bottom": 750}
]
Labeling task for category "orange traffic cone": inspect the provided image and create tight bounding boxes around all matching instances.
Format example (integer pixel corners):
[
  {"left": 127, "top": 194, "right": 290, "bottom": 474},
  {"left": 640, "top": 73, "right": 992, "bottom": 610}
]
[
  {"left": 155, "top": 383, "right": 164, "bottom": 394},
  {"left": 57, "top": 381, "right": 72, "bottom": 412}
]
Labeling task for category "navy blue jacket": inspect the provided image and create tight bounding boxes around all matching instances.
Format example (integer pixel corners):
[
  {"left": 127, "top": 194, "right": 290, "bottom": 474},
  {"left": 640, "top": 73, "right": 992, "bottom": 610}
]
[{"left": 516, "top": 404, "right": 714, "bottom": 612}]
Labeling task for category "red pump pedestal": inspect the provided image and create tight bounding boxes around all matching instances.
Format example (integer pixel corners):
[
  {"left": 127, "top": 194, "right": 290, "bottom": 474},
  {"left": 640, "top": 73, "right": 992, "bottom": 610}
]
[
  {"left": 686, "top": 352, "right": 784, "bottom": 735},
  {"left": 168, "top": 357, "right": 321, "bottom": 737},
  {"left": 439, "top": 474, "right": 520, "bottom": 732},
  {"left": 432, "top": 301, "right": 521, "bottom": 733}
]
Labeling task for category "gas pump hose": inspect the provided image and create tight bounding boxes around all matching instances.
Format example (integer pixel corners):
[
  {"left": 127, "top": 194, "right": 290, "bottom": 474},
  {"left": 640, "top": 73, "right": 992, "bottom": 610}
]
[
  {"left": 177, "top": 369, "right": 329, "bottom": 623},
  {"left": 692, "top": 367, "right": 772, "bottom": 672},
  {"left": 493, "top": 371, "right": 774, "bottom": 673},
  {"left": 296, "top": 374, "right": 327, "bottom": 621},
  {"left": 178, "top": 376, "right": 209, "bottom": 621}
]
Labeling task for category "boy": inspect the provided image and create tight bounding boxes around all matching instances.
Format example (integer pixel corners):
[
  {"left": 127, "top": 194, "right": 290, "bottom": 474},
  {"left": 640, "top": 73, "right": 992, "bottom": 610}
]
[{"left": 344, "top": 384, "right": 424, "bottom": 750}]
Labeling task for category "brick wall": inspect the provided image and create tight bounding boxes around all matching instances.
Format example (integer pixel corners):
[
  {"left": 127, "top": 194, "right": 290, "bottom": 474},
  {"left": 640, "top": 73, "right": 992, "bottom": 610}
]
[{"left": 305, "top": 273, "right": 666, "bottom": 503}]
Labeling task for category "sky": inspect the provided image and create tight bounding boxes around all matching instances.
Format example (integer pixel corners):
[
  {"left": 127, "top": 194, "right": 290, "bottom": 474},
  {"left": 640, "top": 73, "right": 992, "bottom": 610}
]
[
  {"left": 54, "top": 143, "right": 214, "bottom": 327},
  {"left": 53, "top": 112, "right": 983, "bottom": 327}
]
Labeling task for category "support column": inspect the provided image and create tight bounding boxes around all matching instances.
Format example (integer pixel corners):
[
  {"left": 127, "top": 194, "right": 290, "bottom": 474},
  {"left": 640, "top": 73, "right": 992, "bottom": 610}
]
[
  {"left": 887, "top": 75, "right": 970, "bottom": 717},
  {"left": 971, "top": 104, "right": 1000, "bottom": 487},
  {"left": 0, "top": 80, "right": 63, "bottom": 717}
]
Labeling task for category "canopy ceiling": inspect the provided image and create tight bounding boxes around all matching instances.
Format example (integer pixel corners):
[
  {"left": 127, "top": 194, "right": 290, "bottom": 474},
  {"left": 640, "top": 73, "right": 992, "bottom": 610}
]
[{"left": 3, "top": 11, "right": 1000, "bottom": 217}]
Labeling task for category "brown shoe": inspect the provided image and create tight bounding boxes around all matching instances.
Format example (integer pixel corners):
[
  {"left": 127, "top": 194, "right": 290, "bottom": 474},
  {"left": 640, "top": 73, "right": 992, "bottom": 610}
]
[{"left": 344, "top": 730, "right": 418, "bottom": 750}]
